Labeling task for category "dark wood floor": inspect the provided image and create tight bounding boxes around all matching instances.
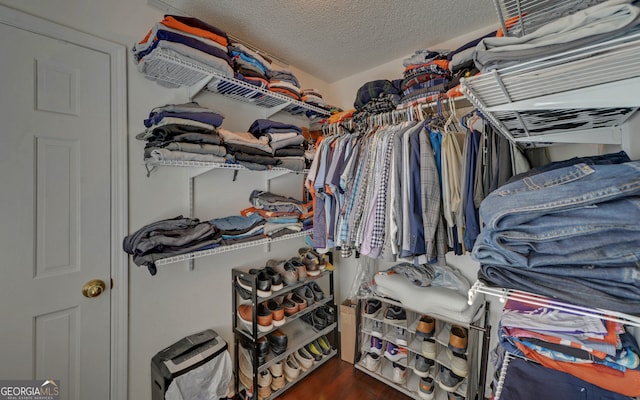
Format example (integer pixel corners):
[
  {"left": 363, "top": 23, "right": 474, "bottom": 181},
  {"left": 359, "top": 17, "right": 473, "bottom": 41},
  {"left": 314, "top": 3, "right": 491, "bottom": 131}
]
[{"left": 275, "top": 356, "right": 413, "bottom": 400}]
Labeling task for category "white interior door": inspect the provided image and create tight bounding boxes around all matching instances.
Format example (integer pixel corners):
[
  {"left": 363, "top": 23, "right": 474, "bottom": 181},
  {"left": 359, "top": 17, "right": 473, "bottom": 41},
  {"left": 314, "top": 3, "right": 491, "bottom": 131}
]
[{"left": 0, "top": 13, "right": 114, "bottom": 400}]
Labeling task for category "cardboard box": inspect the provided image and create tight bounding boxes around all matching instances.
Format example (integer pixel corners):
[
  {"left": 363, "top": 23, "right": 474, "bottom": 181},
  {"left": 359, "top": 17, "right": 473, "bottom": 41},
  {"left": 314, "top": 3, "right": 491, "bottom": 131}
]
[{"left": 340, "top": 299, "right": 357, "bottom": 364}]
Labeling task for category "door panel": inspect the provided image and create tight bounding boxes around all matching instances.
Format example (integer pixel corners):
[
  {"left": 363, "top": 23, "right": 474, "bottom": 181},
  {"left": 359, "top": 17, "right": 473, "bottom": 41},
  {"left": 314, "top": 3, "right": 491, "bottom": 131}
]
[{"left": 0, "top": 19, "right": 111, "bottom": 400}]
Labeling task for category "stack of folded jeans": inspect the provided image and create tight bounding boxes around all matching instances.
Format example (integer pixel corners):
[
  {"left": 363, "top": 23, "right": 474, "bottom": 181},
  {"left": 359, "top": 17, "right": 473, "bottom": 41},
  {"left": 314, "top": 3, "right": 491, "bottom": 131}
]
[
  {"left": 398, "top": 50, "right": 451, "bottom": 107},
  {"left": 471, "top": 152, "right": 640, "bottom": 315},
  {"left": 248, "top": 119, "right": 306, "bottom": 171},
  {"left": 122, "top": 215, "right": 221, "bottom": 276},
  {"left": 136, "top": 102, "right": 227, "bottom": 163},
  {"left": 132, "top": 15, "right": 234, "bottom": 81},
  {"left": 210, "top": 213, "right": 266, "bottom": 246}
]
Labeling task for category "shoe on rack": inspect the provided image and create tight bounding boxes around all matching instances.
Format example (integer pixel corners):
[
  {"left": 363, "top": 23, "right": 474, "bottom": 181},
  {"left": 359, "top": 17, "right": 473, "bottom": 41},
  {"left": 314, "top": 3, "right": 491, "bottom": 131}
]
[
  {"left": 270, "top": 372, "right": 285, "bottom": 392},
  {"left": 257, "top": 369, "right": 272, "bottom": 389},
  {"left": 305, "top": 341, "right": 324, "bottom": 361},
  {"left": 437, "top": 365, "right": 464, "bottom": 392},
  {"left": 371, "top": 320, "right": 384, "bottom": 338},
  {"left": 237, "top": 269, "right": 272, "bottom": 298},
  {"left": 295, "top": 347, "right": 315, "bottom": 371},
  {"left": 269, "top": 360, "right": 283, "bottom": 380},
  {"left": 288, "top": 292, "right": 308, "bottom": 311},
  {"left": 281, "top": 296, "right": 299, "bottom": 317},
  {"left": 256, "top": 336, "right": 270, "bottom": 365},
  {"left": 448, "top": 392, "right": 465, "bottom": 400},
  {"left": 256, "top": 369, "right": 272, "bottom": 400},
  {"left": 418, "top": 376, "right": 435, "bottom": 400},
  {"left": 416, "top": 315, "right": 435, "bottom": 339},
  {"left": 307, "top": 281, "right": 325, "bottom": 301},
  {"left": 448, "top": 325, "right": 468, "bottom": 354},
  {"left": 304, "top": 259, "right": 321, "bottom": 277},
  {"left": 295, "top": 285, "right": 315, "bottom": 307},
  {"left": 283, "top": 354, "right": 302, "bottom": 382},
  {"left": 384, "top": 341, "right": 407, "bottom": 362},
  {"left": 267, "top": 329, "right": 288, "bottom": 355},
  {"left": 370, "top": 336, "right": 383, "bottom": 355},
  {"left": 267, "top": 258, "right": 298, "bottom": 285},
  {"left": 238, "top": 303, "right": 273, "bottom": 333},
  {"left": 317, "top": 335, "right": 332, "bottom": 355},
  {"left": 414, "top": 354, "right": 435, "bottom": 378},
  {"left": 363, "top": 299, "right": 382, "bottom": 315},
  {"left": 265, "top": 299, "right": 286, "bottom": 327},
  {"left": 322, "top": 304, "right": 336, "bottom": 325},
  {"left": 395, "top": 326, "right": 407, "bottom": 346},
  {"left": 392, "top": 362, "right": 407, "bottom": 384},
  {"left": 264, "top": 266, "right": 284, "bottom": 292},
  {"left": 422, "top": 338, "right": 436, "bottom": 360},
  {"left": 287, "top": 257, "right": 308, "bottom": 281},
  {"left": 299, "top": 247, "right": 323, "bottom": 275},
  {"left": 383, "top": 305, "right": 406, "bottom": 325},
  {"left": 363, "top": 352, "right": 381, "bottom": 372},
  {"left": 445, "top": 349, "right": 468, "bottom": 378},
  {"left": 235, "top": 283, "right": 253, "bottom": 300}
]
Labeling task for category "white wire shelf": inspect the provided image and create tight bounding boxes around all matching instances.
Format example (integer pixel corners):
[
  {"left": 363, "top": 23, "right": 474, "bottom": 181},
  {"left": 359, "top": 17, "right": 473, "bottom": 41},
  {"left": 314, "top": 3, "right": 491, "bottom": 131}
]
[
  {"left": 468, "top": 280, "right": 640, "bottom": 328},
  {"left": 492, "top": 0, "right": 609, "bottom": 37},
  {"left": 140, "top": 48, "right": 330, "bottom": 118},
  {"left": 460, "top": 32, "right": 640, "bottom": 146},
  {"left": 154, "top": 230, "right": 311, "bottom": 266},
  {"left": 145, "top": 159, "right": 309, "bottom": 176}
]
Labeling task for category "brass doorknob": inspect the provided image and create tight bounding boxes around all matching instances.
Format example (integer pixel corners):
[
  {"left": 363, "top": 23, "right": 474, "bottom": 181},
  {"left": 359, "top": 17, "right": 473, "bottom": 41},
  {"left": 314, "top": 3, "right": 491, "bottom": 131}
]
[{"left": 82, "top": 279, "right": 106, "bottom": 298}]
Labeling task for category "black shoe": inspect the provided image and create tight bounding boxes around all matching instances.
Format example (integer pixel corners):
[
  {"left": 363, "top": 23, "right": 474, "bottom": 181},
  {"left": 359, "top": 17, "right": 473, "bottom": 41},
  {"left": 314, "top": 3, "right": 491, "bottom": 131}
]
[
  {"left": 238, "top": 268, "right": 272, "bottom": 297},
  {"left": 363, "top": 299, "right": 381, "bottom": 315},
  {"left": 256, "top": 336, "right": 270, "bottom": 365},
  {"left": 268, "top": 329, "right": 288, "bottom": 355},
  {"left": 307, "top": 281, "right": 324, "bottom": 301},
  {"left": 295, "top": 285, "right": 315, "bottom": 307},
  {"left": 383, "top": 305, "right": 406, "bottom": 324},
  {"left": 264, "top": 266, "right": 284, "bottom": 291}
]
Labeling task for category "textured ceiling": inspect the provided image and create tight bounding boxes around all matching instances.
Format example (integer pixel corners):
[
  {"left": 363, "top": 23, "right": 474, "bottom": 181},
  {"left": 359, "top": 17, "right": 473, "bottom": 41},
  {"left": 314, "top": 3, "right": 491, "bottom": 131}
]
[{"left": 149, "top": 0, "right": 498, "bottom": 83}]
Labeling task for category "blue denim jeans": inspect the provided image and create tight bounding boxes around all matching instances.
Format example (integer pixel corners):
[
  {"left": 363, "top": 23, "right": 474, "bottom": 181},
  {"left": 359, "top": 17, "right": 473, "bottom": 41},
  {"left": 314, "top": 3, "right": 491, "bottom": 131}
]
[
  {"left": 479, "top": 263, "right": 640, "bottom": 315},
  {"left": 472, "top": 161, "right": 640, "bottom": 268}
]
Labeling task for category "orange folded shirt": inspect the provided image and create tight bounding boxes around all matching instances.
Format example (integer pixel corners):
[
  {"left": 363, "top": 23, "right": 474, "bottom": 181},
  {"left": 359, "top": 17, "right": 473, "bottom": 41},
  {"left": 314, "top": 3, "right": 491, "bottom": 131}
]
[{"left": 160, "top": 15, "right": 228, "bottom": 47}]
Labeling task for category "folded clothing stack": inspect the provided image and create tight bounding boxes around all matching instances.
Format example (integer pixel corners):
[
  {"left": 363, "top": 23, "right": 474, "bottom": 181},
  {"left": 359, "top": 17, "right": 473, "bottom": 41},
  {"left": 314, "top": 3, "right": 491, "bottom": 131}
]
[
  {"left": 248, "top": 119, "right": 306, "bottom": 171},
  {"left": 352, "top": 79, "right": 402, "bottom": 130},
  {"left": 123, "top": 191, "right": 311, "bottom": 275},
  {"left": 122, "top": 215, "right": 221, "bottom": 276},
  {"left": 136, "top": 102, "right": 227, "bottom": 163},
  {"left": 132, "top": 15, "right": 233, "bottom": 81},
  {"left": 397, "top": 49, "right": 451, "bottom": 108},
  {"left": 270, "top": 69, "right": 302, "bottom": 101},
  {"left": 208, "top": 42, "right": 273, "bottom": 98}
]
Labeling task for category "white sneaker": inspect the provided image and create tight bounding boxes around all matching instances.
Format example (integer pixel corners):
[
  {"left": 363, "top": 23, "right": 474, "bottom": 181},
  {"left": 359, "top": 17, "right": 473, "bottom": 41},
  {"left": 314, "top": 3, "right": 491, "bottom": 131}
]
[
  {"left": 363, "top": 352, "right": 381, "bottom": 372},
  {"left": 446, "top": 348, "right": 469, "bottom": 377},
  {"left": 283, "top": 354, "right": 301, "bottom": 382},
  {"left": 392, "top": 362, "right": 407, "bottom": 384},
  {"left": 395, "top": 326, "right": 407, "bottom": 346}
]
